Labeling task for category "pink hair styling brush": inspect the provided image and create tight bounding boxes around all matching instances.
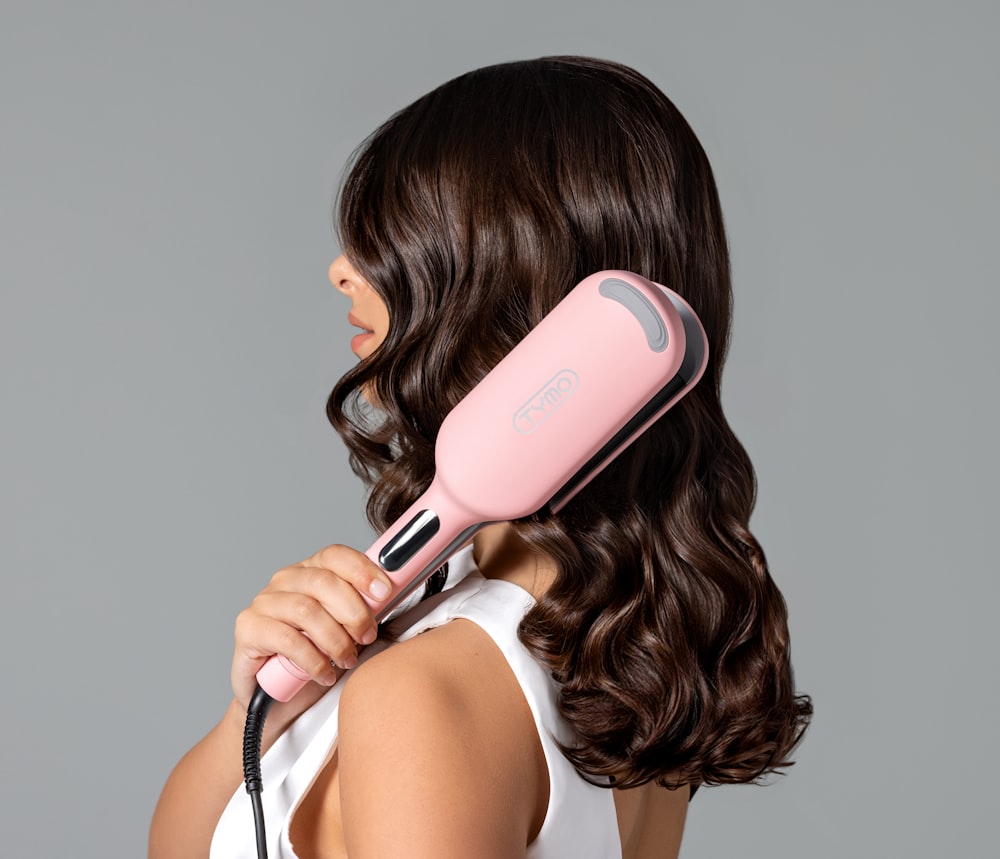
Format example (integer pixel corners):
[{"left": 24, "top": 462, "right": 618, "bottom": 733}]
[{"left": 242, "top": 271, "right": 708, "bottom": 857}]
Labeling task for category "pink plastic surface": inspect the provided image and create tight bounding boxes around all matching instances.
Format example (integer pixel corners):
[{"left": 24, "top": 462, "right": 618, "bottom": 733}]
[
  {"left": 430, "top": 271, "right": 687, "bottom": 519},
  {"left": 548, "top": 283, "right": 709, "bottom": 511},
  {"left": 255, "top": 655, "right": 311, "bottom": 703},
  {"left": 256, "top": 271, "right": 707, "bottom": 702}
]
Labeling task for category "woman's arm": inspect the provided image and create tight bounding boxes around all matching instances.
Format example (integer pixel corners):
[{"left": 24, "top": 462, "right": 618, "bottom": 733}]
[
  {"left": 149, "top": 544, "right": 394, "bottom": 859},
  {"left": 149, "top": 688, "right": 333, "bottom": 859},
  {"left": 337, "top": 619, "right": 548, "bottom": 859},
  {"left": 149, "top": 698, "right": 256, "bottom": 859}
]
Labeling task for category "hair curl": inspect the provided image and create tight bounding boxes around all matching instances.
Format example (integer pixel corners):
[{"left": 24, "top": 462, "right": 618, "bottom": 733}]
[{"left": 326, "top": 56, "right": 811, "bottom": 790}]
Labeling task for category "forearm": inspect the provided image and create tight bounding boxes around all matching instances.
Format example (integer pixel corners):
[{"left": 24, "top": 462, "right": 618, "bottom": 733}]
[
  {"left": 149, "top": 699, "right": 249, "bottom": 859},
  {"left": 150, "top": 539, "right": 378, "bottom": 857},
  {"left": 150, "top": 688, "right": 323, "bottom": 859},
  {"left": 151, "top": 695, "right": 311, "bottom": 859}
]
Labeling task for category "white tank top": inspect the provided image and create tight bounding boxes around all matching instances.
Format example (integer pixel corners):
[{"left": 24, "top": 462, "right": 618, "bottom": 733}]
[{"left": 210, "top": 546, "right": 622, "bottom": 858}]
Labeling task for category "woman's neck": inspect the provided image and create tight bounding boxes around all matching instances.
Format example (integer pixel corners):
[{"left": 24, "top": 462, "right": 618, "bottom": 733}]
[{"left": 472, "top": 522, "right": 557, "bottom": 600}]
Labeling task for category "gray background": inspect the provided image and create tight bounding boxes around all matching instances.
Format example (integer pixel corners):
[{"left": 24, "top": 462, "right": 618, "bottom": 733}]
[{"left": 2, "top": 1, "right": 996, "bottom": 856}]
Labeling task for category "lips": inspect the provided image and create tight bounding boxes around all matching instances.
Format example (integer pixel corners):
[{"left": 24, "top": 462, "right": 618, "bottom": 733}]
[
  {"left": 348, "top": 312, "right": 373, "bottom": 334},
  {"left": 348, "top": 311, "right": 376, "bottom": 356}
]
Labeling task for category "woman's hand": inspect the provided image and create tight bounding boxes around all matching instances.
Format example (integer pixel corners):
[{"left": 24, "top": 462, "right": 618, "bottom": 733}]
[
  {"left": 231, "top": 543, "right": 394, "bottom": 718},
  {"left": 150, "top": 544, "right": 393, "bottom": 859}
]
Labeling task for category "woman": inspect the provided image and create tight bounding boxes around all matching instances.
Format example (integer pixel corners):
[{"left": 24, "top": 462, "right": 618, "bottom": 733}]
[{"left": 150, "top": 56, "right": 812, "bottom": 858}]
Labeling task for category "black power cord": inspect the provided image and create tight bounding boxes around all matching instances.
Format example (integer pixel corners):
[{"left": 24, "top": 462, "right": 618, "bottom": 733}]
[{"left": 243, "top": 684, "right": 275, "bottom": 859}]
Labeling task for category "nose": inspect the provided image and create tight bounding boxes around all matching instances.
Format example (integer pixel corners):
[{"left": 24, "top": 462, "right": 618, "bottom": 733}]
[{"left": 328, "top": 254, "right": 357, "bottom": 296}]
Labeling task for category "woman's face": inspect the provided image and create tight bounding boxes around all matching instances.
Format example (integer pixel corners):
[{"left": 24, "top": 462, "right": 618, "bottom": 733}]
[{"left": 328, "top": 254, "right": 390, "bottom": 359}]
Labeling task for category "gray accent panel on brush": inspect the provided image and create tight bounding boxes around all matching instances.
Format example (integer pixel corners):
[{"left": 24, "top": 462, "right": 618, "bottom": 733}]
[{"left": 598, "top": 277, "right": 669, "bottom": 351}]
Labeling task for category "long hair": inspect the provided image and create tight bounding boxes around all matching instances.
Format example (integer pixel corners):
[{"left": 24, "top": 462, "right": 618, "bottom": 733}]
[{"left": 327, "top": 56, "right": 811, "bottom": 789}]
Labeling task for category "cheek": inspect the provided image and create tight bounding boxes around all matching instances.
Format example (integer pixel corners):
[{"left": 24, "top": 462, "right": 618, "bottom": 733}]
[{"left": 371, "top": 302, "right": 390, "bottom": 346}]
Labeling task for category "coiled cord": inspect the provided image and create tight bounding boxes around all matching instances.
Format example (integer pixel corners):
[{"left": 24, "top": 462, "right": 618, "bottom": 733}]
[{"left": 243, "top": 684, "right": 275, "bottom": 859}]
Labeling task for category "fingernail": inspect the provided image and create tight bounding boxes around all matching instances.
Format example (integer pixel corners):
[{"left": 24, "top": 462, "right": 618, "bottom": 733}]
[
  {"left": 369, "top": 579, "right": 391, "bottom": 600},
  {"left": 360, "top": 627, "right": 377, "bottom": 645},
  {"left": 342, "top": 654, "right": 358, "bottom": 670}
]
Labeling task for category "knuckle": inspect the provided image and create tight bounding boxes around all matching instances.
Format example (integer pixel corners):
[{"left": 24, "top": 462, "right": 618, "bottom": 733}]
[
  {"left": 233, "top": 608, "right": 251, "bottom": 638},
  {"left": 290, "top": 594, "right": 317, "bottom": 623},
  {"left": 344, "top": 604, "right": 372, "bottom": 632},
  {"left": 314, "top": 543, "right": 345, "bottom": 567},
  {"left": 276, "top": 626, "right": 302, "bottom": 654},
  {"left": 318, "top": 544, "right": 369, "bottom": 583},
  {"left": 305, "top": 565, "right": 331, "bottom": 591},
  {"left": 268, "top": 566, "right": 290, "bottom": 587}
]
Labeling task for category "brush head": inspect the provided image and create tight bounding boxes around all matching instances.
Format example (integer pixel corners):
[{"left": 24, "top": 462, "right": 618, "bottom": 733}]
[{"left": 430, "top": 270, "right": 707, "bottom": 522}]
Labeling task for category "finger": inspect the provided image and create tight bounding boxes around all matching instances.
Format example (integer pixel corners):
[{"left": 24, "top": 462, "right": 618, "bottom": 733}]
[
  {"left": 307, "top": 543, "right": 395, "bottom": 604},
  {"left": 245, "top": 590, "right": 367, "bottom": 670},
  {"left": 234, "top": 608, "right": 344, "bottom": 685},
  {"left": 269, "top": 567, "right": 380, "bottom": 645},
  {"left": 307, "top": 571, "right": 382, "bottom": 646}
]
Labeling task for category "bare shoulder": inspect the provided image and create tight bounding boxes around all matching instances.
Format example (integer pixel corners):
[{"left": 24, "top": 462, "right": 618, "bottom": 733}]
[{"left": 336, "top": 620, "right": 548, "bottom": 858}]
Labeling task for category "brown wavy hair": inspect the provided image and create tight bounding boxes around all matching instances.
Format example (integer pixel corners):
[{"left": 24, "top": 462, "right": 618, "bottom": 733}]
[{"left": 326, "top": 56, "right": 811, "bottom": 790}]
